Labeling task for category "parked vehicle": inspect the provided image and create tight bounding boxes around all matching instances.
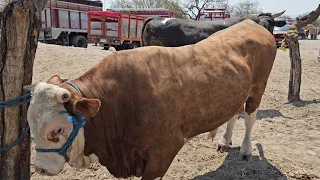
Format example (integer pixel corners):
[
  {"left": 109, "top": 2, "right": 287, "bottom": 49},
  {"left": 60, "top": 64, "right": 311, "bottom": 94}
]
[
  {"left": 39, "top": 0, "right": 102, "bottom": 48},
  {"left": 273, "top": 25, "right": 307, "bottom": 47},
  {"left": 88, "top": 11, "right": 147, "bottom": 50},
  {"left": 88, "top": 9, "right": 176, "bottom": 50},
  {"left": 273, "top": 25, "right": 290, "bottom": 47},
  {"left": 106, "top": 8, "right": 176, "bottom": 18},
  {"left": 197, "top": 8, "right": 230, "bottom": 21},
  {"left": 298, "top": 29, "right": 307, "bottom": 40}
]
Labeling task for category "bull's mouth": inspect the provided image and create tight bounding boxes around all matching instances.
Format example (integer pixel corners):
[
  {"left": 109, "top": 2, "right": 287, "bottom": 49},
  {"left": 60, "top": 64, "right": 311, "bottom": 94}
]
[{"left": 34, "top": 166, "right": 62, "bottom": 176}]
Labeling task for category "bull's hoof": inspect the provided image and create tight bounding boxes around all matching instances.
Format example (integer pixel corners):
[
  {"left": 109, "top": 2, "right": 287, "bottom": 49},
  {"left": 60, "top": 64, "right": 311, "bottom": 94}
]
[
  {"left": 239, "top": 152, "right": 252, "bottom": 162},
  {"left": 217, "top": 141, "right": 232, "bottom": 152}
]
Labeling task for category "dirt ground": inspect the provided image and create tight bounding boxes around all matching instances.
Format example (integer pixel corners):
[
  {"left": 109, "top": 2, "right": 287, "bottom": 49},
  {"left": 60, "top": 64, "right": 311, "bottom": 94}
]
[{"left": 30, "top": 40, "right": 320, "bottom": 180}]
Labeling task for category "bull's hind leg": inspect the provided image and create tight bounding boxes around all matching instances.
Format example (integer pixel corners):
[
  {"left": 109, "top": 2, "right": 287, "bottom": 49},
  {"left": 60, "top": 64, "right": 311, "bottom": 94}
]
[
  {"left": 217, "top": 114, "right": 238, "bottom": 152},
  {"left": 210, "top": 105, "right": 243, "bottom": 152},
  {"left": 240, "top": 83, "right": 267, "bottom": 161}
]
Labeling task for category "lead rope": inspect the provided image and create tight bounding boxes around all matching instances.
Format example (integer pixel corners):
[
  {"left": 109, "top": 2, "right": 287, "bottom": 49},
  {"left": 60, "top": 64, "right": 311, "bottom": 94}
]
[{"left": 0, "top": 92, "right": 32, "bottom": 152}]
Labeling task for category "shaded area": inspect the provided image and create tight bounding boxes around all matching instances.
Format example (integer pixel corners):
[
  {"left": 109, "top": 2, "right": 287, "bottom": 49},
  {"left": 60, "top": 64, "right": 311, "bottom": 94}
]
[
  {"left": 291, "top": 99, "right": 320, "bottom": 107},
  {"left": 239, "top": 109, "right": 293, "bottom": 120},
  {"left": 256, "top": 109, "right": 293, "bottom": 120},
  {"left": 193, "top": 144, "right": 287, "bottom": 180}
]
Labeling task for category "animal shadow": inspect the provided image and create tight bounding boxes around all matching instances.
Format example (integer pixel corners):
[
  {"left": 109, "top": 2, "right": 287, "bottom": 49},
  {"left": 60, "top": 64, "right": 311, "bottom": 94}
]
[
  {"left": 239, "top": 109, "right": 293, "bottom": 120},
  {"left": 291, "top": 99, "right": 320, "bottom": 107},
  {"left": 193, "top": 143, "right": 287, "bottom": 180}
]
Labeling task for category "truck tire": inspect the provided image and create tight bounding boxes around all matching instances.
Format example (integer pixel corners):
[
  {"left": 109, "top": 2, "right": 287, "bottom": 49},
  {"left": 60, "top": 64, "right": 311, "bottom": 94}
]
[
  {"left": 72, "top": 35, "right": 88, "bottom": 48},
  {"left": 130, "top": 42, "right": 140, "bottom": 49}
]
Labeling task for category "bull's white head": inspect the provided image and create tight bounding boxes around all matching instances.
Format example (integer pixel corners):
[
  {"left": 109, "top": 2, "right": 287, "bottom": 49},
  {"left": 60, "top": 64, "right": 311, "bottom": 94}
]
[{"left": 24, "top": 75, "right": 101, "bottom": 176}]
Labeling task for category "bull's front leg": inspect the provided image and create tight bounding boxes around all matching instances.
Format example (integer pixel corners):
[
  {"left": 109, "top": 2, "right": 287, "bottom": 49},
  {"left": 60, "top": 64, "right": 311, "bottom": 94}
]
[
  {"left": 239, "top": 109, "right": 257, "bottom": 161},
  {"left": 141, "top": 133, "right": 184, "bottom": 180}
]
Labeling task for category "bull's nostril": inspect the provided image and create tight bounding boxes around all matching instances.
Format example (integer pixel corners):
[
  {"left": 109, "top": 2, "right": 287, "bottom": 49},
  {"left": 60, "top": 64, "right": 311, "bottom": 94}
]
[
  {"left": 40, "top": 168, "right": 46, "bottom": 174},
  {"left": 35, "top": 166, "right": 47, "bottom": 175}
]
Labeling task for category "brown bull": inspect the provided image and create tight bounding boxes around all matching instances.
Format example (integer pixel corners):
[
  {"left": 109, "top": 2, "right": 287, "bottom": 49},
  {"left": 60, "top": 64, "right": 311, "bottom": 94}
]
[{"left": 24, "top": 19, "right": 277, "bottom": 180}]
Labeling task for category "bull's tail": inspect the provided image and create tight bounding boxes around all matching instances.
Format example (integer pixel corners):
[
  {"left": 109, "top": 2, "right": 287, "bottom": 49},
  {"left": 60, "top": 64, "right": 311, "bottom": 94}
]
[{"left": 141, "top": 17, "right": 160, "bottom": 47}]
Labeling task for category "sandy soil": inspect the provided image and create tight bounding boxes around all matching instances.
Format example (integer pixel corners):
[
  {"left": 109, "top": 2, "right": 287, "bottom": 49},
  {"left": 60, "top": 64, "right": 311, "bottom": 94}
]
[{"left": 30, "top": 40, "right": 320, "bottom": 180}]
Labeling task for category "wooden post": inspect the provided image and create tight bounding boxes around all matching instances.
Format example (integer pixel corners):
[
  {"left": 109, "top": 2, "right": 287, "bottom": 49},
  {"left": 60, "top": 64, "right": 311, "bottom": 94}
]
[
  {"left": 286, "top": 31, "right": 302, "bottom": 102},
  {"left": 285, "top": 4, "right": 320, "bottom": 102},
  {"left": 0, "top": 0, "right": 48, "bottom": 179}
]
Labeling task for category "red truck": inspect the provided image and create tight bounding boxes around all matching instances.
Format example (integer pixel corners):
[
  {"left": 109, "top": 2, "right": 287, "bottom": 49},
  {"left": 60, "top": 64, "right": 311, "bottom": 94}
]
[
  {"left": 39, "top": 0, "right": 102, "bottom": 48},
  {"left": 1, "top": 0, "right": 102, "bottom": 48},
  {"left": 88, "top": 11, "right": 147, "bottom": 50},
  {"left": 197, "top": 8, "right": 230, "bottom": 21},
  {"left": 88, "top": 8, "right": 176, "bottom": 50}
]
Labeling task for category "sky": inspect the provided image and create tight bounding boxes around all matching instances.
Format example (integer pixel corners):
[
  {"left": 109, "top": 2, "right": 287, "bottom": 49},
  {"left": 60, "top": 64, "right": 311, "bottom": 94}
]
[
  {"left": 227, "top": 0, "right": 320, "bottom": 17},
  {"left": 103, "top": 0, "right": 320, "bottom": 17}
]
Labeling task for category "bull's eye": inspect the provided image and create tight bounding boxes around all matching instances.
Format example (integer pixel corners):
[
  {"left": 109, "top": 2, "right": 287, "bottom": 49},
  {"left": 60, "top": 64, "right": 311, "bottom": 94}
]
[
  {"left": 48, "top": 128, "right": 63, "bottom": 143},
  {"left": 57, "top": 128, "right": 64, "bottom": 134},
  {"left": 62, "top": 93, "right": 70, "bottom": 102}
]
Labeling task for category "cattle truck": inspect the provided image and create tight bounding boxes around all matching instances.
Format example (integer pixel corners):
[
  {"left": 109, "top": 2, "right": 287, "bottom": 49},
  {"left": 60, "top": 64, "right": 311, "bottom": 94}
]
[
  {"left": 39, "top": 0, "right": 102, "bottom": 48},
  {"left": 88, "top": 8, "right": 176, "bottom": 50},
  {"left": 197, "top": 8, "right": 230, "bottom": 21},
  {"left": 106, "top": 8, "right": 177, "bottom": 18}
]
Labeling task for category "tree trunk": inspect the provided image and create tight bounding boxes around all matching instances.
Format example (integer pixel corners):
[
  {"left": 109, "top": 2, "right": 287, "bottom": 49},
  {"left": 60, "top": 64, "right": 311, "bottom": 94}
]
[
  {"left": 285, "top": 4, "right": 320, "bottom": 102},
  {"left": 0, "top": 0, "right": 48, "bottom": 179},
  {"left": 286, "top": 33, "right": 301, "bottom": 102}
]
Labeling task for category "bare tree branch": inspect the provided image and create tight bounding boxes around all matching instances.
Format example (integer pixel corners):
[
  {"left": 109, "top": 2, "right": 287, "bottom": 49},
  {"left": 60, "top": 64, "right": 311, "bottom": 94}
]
[
  {"left": 295, "top": 4, "right": 320, "bottom": 29},
  {"left": 229, "top": 0, "right": 262, "bottom": 17}
]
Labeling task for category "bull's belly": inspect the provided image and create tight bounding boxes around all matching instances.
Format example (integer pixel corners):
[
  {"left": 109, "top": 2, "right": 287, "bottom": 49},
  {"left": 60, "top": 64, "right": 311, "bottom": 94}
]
[{"left": 180, "top": 93, "right": 247, "bottom": 138}]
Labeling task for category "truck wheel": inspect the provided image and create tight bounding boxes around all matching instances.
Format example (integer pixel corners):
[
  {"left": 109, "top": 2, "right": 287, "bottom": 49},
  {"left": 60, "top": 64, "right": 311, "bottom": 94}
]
[
  {"left": 72, "top": 35, "right": 88, "bottom": 48},
  {"left": 130, "top": 42, "right": 140, "bottom": 49}
]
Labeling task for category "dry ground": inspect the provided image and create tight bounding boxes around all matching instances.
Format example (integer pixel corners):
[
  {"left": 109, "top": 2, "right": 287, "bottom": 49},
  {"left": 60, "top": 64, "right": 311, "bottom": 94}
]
[{"left": 30, "top": 40, "right": 320, "bottom": 180}]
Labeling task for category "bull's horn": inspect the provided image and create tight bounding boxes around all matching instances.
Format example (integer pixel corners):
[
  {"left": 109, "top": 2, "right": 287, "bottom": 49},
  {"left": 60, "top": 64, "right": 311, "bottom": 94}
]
[
  {"left": 23, "top": 84, "right": 38, "bottom": 92},
  {"left": 271, "top": 10, "right": 286, "bottom": 18}
]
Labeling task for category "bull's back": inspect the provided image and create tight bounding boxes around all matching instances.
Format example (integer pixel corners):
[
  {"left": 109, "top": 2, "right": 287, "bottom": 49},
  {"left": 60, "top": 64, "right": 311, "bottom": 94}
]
[{"left": 201, "top": 19, "right": 277, "bottom": 84}]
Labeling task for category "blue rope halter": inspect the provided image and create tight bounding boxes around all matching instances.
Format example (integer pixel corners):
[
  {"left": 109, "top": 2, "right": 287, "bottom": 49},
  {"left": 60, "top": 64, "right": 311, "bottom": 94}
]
[
  {"left": 0, "top": 92, "right": 32, "bottom": 108},
  {"left": 35, "top": 81, "right": 86, "bottom": 162},
  {"left": 0, "top": 93, "right": 32, "bottom": 153}
]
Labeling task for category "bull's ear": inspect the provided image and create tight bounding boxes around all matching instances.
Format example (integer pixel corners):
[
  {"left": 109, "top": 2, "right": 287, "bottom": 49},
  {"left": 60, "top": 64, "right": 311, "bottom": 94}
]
[
  {"left": 74, "top": 98, "right": 101, "bottom": 117},
  {"left": 275, "top": 20, "right": 286, "bottom": 27},
  {"left": 23, "top": 84, "right": 37, "bottom": 92},
  {"left": 47, "top": 75, "right": 62, "bottom": 85}
]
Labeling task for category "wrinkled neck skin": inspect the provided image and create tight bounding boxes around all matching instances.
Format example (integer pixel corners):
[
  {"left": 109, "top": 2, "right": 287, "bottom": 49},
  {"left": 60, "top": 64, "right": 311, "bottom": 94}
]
[
  {"left": 67, "top": 128, "right": 99, "bottom": 168},
  {"left": 59, "top": 81, "right": 99, "bottom": 168}
]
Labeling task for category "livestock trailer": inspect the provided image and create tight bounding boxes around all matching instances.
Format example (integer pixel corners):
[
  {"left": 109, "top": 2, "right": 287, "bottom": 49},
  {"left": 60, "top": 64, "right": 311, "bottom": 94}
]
[
  {"left": 106, "top": 8, "right": 177, "bottom": 18},
  {"left": 88, "top": 8, "right": 176, "bottom": 50},
  {"left": 88, "top": 11, "right": 147, "bottom": 50},
  {"left": 197, "top": 8, "right": 230, "bottom": 21},
  {"left": 39, "top": 0, "right": 102, "bottom": 48}
]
